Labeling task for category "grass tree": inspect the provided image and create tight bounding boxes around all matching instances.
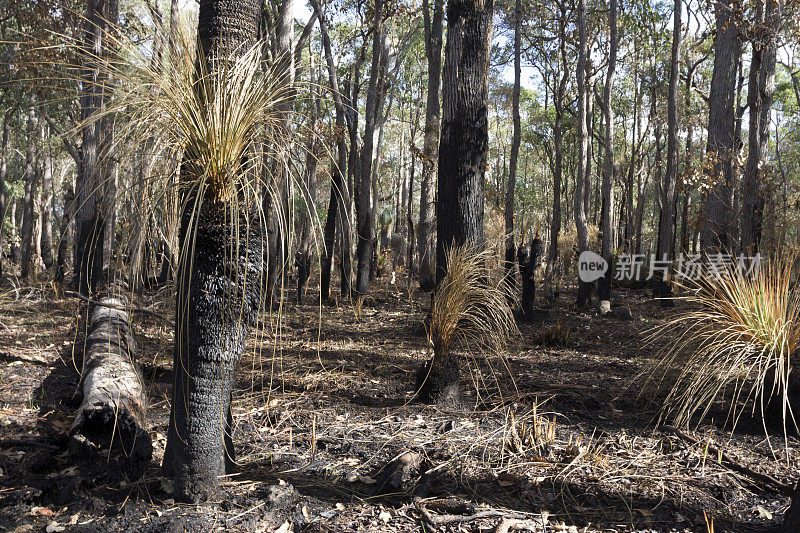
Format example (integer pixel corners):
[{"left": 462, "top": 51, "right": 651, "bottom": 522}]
[
  {"left": 417, "top": 245, "right": 518, "bottom": 407},
  {"left": 423, "top": 0, "right": 495, "bottom": 406},
  {"left": 61, "top": 1, "right": 301, "bottom": 500},
  {"left": 654, "top": 258, "right": 800, "bottom": 431}
]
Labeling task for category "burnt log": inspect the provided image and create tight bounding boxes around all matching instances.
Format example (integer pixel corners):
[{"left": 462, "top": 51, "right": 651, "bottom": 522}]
[{"left": 71, "top": 284, "right": 151, "bottom": 477}]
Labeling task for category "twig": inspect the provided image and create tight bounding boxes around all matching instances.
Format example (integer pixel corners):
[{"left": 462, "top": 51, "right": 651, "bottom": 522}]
[
  {"left": 414, "top": 499, "right": 528, "bottom": 527},
  {"left": 65, "top": 291, "right": 169, "bottom": 322},
  {"left": 662, "top": 426, "right": 794, "bottom": 496}
]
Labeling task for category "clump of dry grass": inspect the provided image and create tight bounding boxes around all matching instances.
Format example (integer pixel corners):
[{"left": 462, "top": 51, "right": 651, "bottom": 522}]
[
  {"left": 653, "top": 256, "right": 800, "bottom": 432},
  {"left": 428, "top": 244, "right": 519, "bottom": 361},
  {"left": 503, "top": 404, "right": 556, "bottom": 457},
  {"left": 531, "top": 319, "right": 571, "bottom": 347}
]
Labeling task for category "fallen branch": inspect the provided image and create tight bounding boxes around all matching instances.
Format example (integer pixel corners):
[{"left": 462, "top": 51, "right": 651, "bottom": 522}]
[
  {"left": 71, "top": 284, "right": 152, "bottom": 477},
  {"left": 662, "top": 426, "right": 793, "bottom": 496},
  {"left": 0, "top": 438, "right": 60, "bottom": 451}
]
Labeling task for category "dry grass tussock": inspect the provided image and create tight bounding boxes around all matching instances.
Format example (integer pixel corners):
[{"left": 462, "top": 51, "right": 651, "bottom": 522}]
[
  {"left": 428, "top": 244, "right": 519, "bottom": 360},
  {"left": 648, "top": 255, "right": 800, "bottom": 434}
]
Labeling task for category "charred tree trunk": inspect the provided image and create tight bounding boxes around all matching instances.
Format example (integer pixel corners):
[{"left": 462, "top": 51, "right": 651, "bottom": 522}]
[
  {"left": 504, "top": 0, "right": 521, "bottom": 292},
  {"left": 312, "top": 0, "right": 352, "bottom": 300},
  {"left": 419, "top": 0, "right": 492, "bottom": 408},
  {"left": 700, "top": 0, "right": 741, "bottom": 252},
  {"left": 0, "top": 112, "right": 8, "bottom": 277},
  {"left": 20, "top": 117, "right": 36, "bottom": 279},
  {"left": 785, "top": 482, "right": 800, "bottom": 531},
  {"left": 40, "top": 146, "right": 54, "bottom": 271},
  {"left": 417, "top": 0, "right": 444, "bottom": 292},
  {"left": 517, "top": 238, "right": 543, "bottom": 322},
  {"left": 161, "top": 0, "right": 263, "bottom": 503},
  {"left": 71, "top": 284, "right": 151, "bottom": 478}
]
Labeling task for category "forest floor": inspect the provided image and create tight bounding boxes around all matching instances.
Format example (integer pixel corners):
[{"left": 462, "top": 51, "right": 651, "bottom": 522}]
[{"left": 0, "top": 272, "right": 798, "bottom": 532}]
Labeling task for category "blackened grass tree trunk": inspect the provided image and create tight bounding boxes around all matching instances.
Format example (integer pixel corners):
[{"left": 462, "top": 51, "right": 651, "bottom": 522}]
[
  {"left": 161, "top": 0, "right": 265, "bottom": 503},
  {"left": 75, "top": 0, "right": 115, "bottom": 296},
  {"left": 517, "top": 237, "right": 543, "bottom": 321},
  {"left": 417, "top": 0, "right": 444, "bottom": 292},
  {"left": 420, "top": 0, "right": 493, "bottom": 407},
  {"left": 742, "top": 0, "right": 780, "bottom": 254},
  {"left": 311, "top": 0, "right": 352, "bottom": 301},
  {"left": 654, "top": 0, "right": 681, "bottom": 303},
  {"left": 598, "top": 0, "right": 618, "bottom": 315},
  {"left": 700, "top": 0, "right": 742, "bottom": 252},
  {"left": 354, "top": 0, "right": 386, "bottom": 299},
  {"left": 574, "top": 0, "right": 592, "bottom": 307},
  {"left": 505, "top": 0, "right": 521, "bottom": 300}
]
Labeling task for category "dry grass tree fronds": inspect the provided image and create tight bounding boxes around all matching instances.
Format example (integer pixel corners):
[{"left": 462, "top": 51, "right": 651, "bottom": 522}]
[
  {"left": 418, "top": 244, "right": 519, "bottom": 407},
  {"left": 652, "top": 256, "right": 800, "bottom": 434},
  {"left": 429, "top": 244, "right": 519, "bottom": 360},
  {"left": 28, "top": 18, "right": 325, "bottom": 304}
]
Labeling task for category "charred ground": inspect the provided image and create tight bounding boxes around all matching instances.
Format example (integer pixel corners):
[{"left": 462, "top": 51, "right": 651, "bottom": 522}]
[{"left": 1, "top": 277, "right": 797, "bottom": 532}]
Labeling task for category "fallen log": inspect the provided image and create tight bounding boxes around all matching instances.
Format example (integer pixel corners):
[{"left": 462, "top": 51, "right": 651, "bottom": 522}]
[{"left": 70, "top": 284, "right": 152, "bottom": 477}]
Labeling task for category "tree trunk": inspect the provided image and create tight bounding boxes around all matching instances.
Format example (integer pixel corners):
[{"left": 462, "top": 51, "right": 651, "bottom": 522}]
[
  {"left": 785, "top": 481, "right": 800, "bottom": 531},
  {"left": 0, "top": 111, "right": 8, "bottom": 277},
  {"left": 267, "top": 0, "right": 295, "bottom": 304},
  {"left": 40, "top": 145, "right": 54, "bottom": 271},
  {"left": 312, "top": 0, "right": 351, "bottom": 300},
  {"left": 420, "top": 0, "right": 492, "bottom": 407},
  {"left": 741, "top": 0, "right": 779, "bottom": 254},
  {"left": 680, "top": 58, "right": 696, "bottom": 255},
  {"left": 654, "top": 0, "right": 680, "bottom": 301},
  {"left": 71, "top": 283, "right": 151, "bottom": 478},
  {"left": 574, "top": 0, "right": 591, "bottom": 307},
  {"left": 544, "top": 5, "right": 568, "bottom": 288},
  {"left": 406, "top": 139, "right": 416, "bottom": 277},
  {"left": 598, "top": 0, "right": 617, "bottom": 314},
  {"left": 20, "top": 115, "right": 36, "bottom": 279},
  {"left": 700, "top": 0, "right": 741, "bottom": 252},
  {"left": 417, "top": 0, "right": 444, "bottom": 292},
  {"left": 161, "top": 0, "right": 263, "bottom": 503},
  {"left": 504, "top": 0, "right": 521, "bottom": 295},
  {"left": 354, "top": 0, "right": 385, "bottom": 298},
  {"left": 296, "top": 138, "right": 318, "bottom": 303},
  {"left": 11, "top": 199, "right": 20, "bottom": 264},
  {"left": 75, "top": 0, "right": 115, "bottom": 296}
]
